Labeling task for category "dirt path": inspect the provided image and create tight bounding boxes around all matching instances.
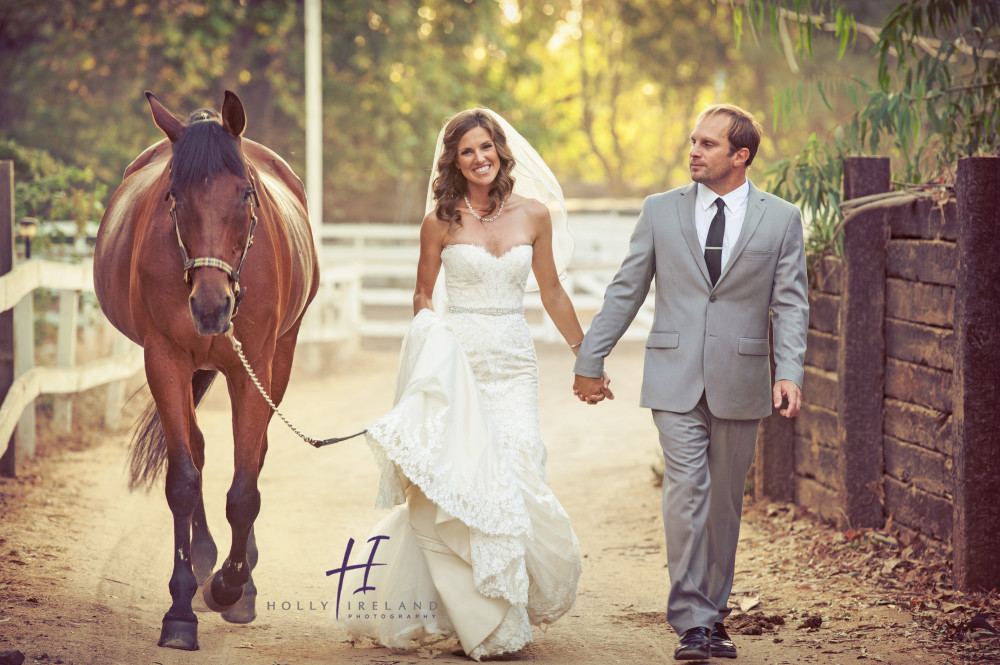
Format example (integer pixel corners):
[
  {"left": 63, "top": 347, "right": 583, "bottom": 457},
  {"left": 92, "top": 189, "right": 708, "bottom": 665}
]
[{"left": 0, "top": 342, "right": 995, "bottom": 664}]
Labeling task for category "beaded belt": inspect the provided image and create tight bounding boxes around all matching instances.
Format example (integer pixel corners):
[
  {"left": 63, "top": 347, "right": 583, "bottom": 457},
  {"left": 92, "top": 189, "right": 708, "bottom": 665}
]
[{"left": 447, "top": 304, "right": 523, "bottom": 316}]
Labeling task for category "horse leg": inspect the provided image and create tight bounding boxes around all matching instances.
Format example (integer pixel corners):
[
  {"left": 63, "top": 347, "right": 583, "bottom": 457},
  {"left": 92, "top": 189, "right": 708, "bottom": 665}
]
[
  {"left": 220, "top": 328, "right": 299, "bottom": 621},
  {"left": 221, "top": 523, "right": 258, "bottom": 623},
  {"left": 191, "top": 494, "right": 216, "bottom": 585},
  {"left": 201, "top": 364, "right": 272, "bottom": 616},
  {"left": 147, "top": 350, "right": 202, "bottom": 650},
  {"left": 206, "top": 328, "right": 298, "bottom": 623},
  {"left": 189, "top": 414, "right": 217, "bottom": 588},
  {"left": 189, "top": 493, "right": 217, "bottom": 613},
  {"left": 188, "top": 371, "right": 220, "bottom": 611}
]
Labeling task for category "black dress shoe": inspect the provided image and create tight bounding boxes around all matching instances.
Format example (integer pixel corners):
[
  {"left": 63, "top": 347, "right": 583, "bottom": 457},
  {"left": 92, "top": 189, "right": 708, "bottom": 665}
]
[
  {"left": 674, "top": 626, "right": 711, "bottom": 660},
  {"left": 711, "top": 621, "right": 738, "bottom": 658}
]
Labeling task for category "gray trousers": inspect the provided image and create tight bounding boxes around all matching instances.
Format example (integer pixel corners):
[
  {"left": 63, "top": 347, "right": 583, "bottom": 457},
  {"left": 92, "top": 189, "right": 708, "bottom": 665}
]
[{"left": 653, "top": 394, "right": 760, "bottom": 634}]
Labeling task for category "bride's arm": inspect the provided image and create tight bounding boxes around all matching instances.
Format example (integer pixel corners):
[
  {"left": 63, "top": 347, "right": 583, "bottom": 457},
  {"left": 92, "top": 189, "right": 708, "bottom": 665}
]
[
  {"left": 531, "top": 204, "right": 585, "bottom": 354},
  {"left": 532, "top": 203, "right": 613, "bottom": 400},
  {"left": 413, "top": 212, "right": 448, "bottom": 314}
]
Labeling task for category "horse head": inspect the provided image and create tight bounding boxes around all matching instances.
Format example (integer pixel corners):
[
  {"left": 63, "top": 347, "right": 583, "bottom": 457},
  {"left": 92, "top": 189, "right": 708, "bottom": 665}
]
[{"left": 146, "top": 90, "right": 257, "bottom": 336}]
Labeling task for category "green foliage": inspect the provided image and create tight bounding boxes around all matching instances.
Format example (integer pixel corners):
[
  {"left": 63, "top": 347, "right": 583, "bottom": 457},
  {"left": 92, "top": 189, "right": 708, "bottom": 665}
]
[
  {"left": 724, "top": 0, "right": 1000, "bottom": 263},
  {"left": 320, "top": 1, "right": 516, "bottom": 201},
  {"left": 0, "top": 137, "right": 107, "bottom": 234},
  {"left": 876, "top": 0, "right": 1000, "bottom": 168},
  {"left": 0, "top": 0, "right": 880, "bottom": 225},
  {"left": 765, "top": 132, "right": 844, "bottom": 273},
  {"left": 0, "top": 0, "right": 308, "bottom": 186}
]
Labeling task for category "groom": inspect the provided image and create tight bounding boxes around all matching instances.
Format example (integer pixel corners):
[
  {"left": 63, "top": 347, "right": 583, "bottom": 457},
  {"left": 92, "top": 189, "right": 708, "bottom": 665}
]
[{"left": 573, "top": 104, "right": 808, "bottom": 660}]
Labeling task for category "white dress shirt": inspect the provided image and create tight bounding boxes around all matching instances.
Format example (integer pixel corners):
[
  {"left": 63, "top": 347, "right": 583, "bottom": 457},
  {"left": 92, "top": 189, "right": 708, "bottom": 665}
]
[{"left": 695, "top": 180, "right": 750, "bottom": 272}]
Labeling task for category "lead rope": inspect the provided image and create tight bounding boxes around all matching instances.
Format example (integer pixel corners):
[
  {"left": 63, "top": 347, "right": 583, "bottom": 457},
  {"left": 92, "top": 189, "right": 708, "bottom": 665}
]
[{"left": 225, "top": 325, "right": 367, "bottom": 448}]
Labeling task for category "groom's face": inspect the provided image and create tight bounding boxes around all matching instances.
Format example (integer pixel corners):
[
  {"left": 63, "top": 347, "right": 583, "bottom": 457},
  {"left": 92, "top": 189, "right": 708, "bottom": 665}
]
[{"left": 688, "top": 114, "right": 745, "bottom": 188}]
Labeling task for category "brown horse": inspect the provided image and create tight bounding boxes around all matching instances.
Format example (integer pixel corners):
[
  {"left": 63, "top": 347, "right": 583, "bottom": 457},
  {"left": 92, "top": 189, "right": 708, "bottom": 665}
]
[{"left": 94, "top": 91, "right": 319, "bottom": 650}]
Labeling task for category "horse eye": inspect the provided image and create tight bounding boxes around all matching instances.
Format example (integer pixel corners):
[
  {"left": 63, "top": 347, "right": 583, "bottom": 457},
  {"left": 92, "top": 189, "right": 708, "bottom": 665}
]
[{"left": 243, "top": 186, "right": 253, "bottom": 202}]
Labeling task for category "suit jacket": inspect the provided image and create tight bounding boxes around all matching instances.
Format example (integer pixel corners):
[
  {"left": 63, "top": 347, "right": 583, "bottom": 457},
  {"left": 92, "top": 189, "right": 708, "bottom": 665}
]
[{"left": 574, "top": 181, "right": 809, "bottom": 420}]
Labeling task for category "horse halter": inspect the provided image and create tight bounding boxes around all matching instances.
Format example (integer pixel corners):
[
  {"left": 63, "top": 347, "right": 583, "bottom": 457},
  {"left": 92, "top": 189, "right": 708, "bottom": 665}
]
[{"left": 168, "top": 173, "right": 259, "bottom": 319}]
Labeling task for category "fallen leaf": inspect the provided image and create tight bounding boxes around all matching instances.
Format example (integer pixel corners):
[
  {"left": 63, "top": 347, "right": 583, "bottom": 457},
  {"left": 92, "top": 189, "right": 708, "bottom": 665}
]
[
  {"left": 881, "top": 558, "right": 902, "bottom": 575},
  {"left": 740, "top": 595, "right": 761, "bottom": 612}
]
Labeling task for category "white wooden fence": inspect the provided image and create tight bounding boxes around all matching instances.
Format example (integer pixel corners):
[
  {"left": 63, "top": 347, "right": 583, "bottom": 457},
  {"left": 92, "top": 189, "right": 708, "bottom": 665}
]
[
  {"left": 0, "top": 210, "right": 651, "bottom": 464},
  {"left": 301, "top": 211, "right": 654, "bottom": 344},
  {"left": 0, "top": 259, "right": 143, "bottom": 463}
]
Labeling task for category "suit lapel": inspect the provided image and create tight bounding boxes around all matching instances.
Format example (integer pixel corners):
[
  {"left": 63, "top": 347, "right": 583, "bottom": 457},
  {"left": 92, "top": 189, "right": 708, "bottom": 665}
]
[
  {"left": 717, "top": 181, "right": 767, "bottom": 286},
  {"left": 676, "top": 183, "right": 712, "bottom": 285}
]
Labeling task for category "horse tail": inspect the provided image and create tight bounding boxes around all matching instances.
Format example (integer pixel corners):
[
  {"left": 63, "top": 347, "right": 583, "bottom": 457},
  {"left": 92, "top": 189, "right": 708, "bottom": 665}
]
[{"left": 127, "top": 369, "right": 219, "bottom": 491}]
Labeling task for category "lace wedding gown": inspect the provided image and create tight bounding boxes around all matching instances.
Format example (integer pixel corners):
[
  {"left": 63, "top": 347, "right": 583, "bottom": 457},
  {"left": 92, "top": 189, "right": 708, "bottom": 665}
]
[{"left": 337, "top": 243, "right": 581, "bottom": 660}]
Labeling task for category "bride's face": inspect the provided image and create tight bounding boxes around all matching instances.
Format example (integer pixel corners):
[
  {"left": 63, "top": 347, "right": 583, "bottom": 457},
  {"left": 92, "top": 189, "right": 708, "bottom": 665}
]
[{"left": 455, "top": 126, "right": 499, "bottom": 188}]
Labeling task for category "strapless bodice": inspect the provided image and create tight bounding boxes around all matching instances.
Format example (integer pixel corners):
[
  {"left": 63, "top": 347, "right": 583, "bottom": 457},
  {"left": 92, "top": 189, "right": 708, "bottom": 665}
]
[{"left": 441, "top": 243, "right": 532, "bottom": 310}]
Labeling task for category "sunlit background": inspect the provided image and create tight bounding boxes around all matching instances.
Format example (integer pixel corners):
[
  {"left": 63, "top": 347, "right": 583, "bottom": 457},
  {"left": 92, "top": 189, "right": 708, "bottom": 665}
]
[{"left": 0, "top": 0, "right": 903, "bottom": 227}]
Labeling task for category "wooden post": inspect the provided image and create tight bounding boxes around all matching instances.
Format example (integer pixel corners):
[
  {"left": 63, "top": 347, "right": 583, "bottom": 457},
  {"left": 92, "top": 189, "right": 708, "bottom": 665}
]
[
  {"left": 345, "top": 263, "right": 362, "bottom": 357},
  {"left": 952, "top": 157, "right": 1000, "bottom": 591},
  {"left": 104, "top": 331, "right": 131, "bottom": 430},
  {"left": 14, "top": 293, "right": 35, "bottom": 458},
  {"left": 835, "top": 156, "right": 892, "bottom": 528},
  {"left": 54, "top": 289, "right": 80, "bottom": 432},
  {"left": 843, "top": 156, "right": 892, "bottom": 200},
  {"left": 754, "top": 323, "right": 794, "bottom": 503},
  {"left": 836, "top": 202, "right": 887, "bottom": 528},
  {"left": 0, "top": 162, "right": 14, "bottom": 477}
]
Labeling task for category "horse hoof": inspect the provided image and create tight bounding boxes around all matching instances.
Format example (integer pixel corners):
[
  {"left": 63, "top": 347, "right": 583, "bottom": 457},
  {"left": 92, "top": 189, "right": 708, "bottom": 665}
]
[
  {"left": 222, "top": 592, "right": 257, "bottom": 624},
  {"left": 158, "top": 618, "right": 199, "bottom": 650},
  {"left": 201, "top": 570, "right": 243, "bottom": 613}
]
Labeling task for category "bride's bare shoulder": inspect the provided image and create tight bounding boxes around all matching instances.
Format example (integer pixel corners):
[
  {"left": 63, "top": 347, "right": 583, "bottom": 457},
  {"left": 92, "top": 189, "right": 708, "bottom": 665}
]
[
  {"left": 421, "top": 207, "right": 452, "bottom": 227},
  {"left": 507, "top": 193, "right": 548, "bottom": 220},
  {"left": 511, "top": 196, "right": 552, "bottom": 240}
]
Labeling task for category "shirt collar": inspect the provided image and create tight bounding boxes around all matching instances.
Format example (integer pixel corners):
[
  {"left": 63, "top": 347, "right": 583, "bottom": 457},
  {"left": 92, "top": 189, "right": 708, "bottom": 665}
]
[{"left": 697, "top": 179, "right": 749, "bottom": 212}]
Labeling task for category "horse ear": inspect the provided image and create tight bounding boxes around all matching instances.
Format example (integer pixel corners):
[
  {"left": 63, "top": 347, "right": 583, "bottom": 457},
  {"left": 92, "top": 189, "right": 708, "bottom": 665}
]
[
  {"left": 221, "top": 90, "right": 246, "bottom": 138},
  {"left": 145, "top": 91, "right": 185, "bottom": 143}
]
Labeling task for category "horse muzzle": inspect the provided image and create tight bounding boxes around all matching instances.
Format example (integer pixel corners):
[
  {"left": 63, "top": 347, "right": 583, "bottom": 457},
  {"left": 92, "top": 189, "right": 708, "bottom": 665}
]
[{"left": 189, "top": 276, "right": 235, "bottom": 336}]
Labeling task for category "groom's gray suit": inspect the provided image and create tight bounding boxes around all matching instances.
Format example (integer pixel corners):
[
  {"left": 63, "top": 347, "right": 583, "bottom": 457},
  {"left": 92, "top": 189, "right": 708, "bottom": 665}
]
[{"left": 574, "top": 180, "right": 808, "bottom": 634}]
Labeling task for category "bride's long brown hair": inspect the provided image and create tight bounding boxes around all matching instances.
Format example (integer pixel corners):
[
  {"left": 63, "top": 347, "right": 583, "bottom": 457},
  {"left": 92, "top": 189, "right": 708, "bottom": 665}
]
[{"left": 432, "top": 109, "right": 516, "bottom": 226}]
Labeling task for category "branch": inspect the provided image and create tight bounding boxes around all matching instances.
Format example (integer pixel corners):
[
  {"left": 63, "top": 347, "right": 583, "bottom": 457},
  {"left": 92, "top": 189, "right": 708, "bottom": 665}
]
[
  {"left": 927, "top": 81, "right": 1000, "bottom": 96},
  {"left": 719, "top": 0, "right": 999, "bottom": 60}
]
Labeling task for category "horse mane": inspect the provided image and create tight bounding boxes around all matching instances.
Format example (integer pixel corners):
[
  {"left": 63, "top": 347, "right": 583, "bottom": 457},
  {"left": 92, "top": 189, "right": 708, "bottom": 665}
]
[{"left": 169, "top": 113, "right": 247, "bottom": 192}]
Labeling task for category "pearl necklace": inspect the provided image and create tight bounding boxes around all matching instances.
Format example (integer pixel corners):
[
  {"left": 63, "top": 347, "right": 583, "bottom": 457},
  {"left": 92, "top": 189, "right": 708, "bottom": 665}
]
[{"left": 464, "top": 194, "right": 505, "bottom": 223}]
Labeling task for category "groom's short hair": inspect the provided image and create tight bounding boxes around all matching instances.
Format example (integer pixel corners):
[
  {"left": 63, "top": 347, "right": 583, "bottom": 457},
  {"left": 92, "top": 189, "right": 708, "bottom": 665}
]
[{"left": 696, "top": 104, "right": 763, "bottom": 167}]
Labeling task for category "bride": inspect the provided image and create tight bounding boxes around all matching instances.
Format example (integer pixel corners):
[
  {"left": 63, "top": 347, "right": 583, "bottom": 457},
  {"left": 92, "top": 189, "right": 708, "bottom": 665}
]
[{"left": 337, "top": 108, "right": 610, "bottom": 660}]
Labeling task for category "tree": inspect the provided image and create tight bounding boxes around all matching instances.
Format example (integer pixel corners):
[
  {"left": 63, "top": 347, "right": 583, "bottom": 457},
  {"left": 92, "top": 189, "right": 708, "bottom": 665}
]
[
  {"left": 717, "top": 0, "right": 1000, "bottom": 262},
  {"left": 0, "top": 0, "right": 888, "bottom": 229},
  {"left": 0, "top": 0, "right": 305, "bottom": 187},
  {"left": 0, "top": 137, "right": 106, "bottom": 235},
  {"left": 317, "top": 0, "right": 522, "bottom": 220},
  {"left": 509, "top": 0, "right": 878, "bottom": 196}
]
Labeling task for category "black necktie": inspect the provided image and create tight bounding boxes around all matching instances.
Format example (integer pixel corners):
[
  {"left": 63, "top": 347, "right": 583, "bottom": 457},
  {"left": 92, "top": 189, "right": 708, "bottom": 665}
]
[{"left": 705, "top": 197, "right": 725, "bottom": 285}]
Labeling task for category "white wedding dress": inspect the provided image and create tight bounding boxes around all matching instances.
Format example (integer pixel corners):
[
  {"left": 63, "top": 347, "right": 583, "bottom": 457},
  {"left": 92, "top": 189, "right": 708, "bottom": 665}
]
[{"left": 337, "top": 243, "right": 581, "bottom": 660}]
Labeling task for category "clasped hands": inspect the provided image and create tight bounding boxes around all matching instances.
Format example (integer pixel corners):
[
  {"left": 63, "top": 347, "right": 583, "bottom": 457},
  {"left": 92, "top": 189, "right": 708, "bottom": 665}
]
[
  {"left": 574, "top": 375, "right": 802, "bottom": 416},
  {"left": 573, "top": 373, "right": 614, "bottom": 405}
]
